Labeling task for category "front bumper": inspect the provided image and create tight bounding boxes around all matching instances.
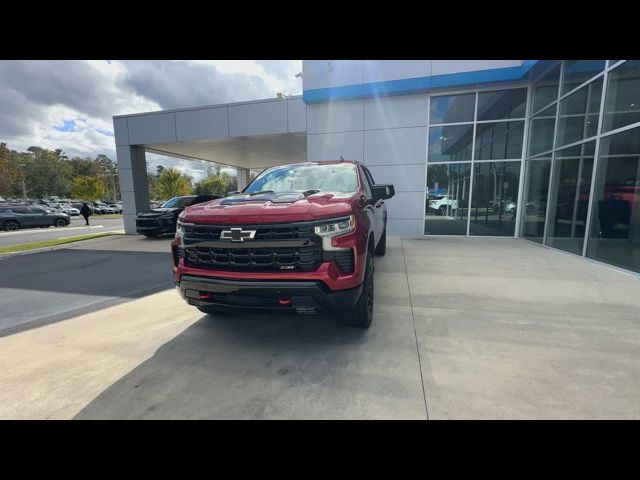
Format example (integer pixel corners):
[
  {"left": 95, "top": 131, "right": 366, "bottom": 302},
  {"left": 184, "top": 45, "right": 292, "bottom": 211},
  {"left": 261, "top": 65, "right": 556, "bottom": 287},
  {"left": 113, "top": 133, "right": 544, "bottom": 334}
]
[
  {"left": 136, "top": 218, "right": 176, "bottom": 235},
  {"left": 176, "top": 275, "right": 362, "bottom": 314}
]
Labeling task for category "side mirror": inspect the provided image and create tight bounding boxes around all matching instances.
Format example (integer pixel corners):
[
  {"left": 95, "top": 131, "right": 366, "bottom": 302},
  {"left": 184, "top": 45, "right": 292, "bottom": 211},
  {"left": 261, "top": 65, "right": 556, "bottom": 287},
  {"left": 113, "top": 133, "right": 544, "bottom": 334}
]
[{"left": 372, "top": 184, "right": 395, "bottom": 200}]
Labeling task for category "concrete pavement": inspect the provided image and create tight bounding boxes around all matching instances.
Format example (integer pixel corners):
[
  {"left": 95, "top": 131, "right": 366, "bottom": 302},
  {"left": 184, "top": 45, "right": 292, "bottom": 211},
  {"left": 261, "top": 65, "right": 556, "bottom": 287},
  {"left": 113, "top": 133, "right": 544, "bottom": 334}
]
[{"left": 0, "top": 236, "right": 639, "bottom": 419}]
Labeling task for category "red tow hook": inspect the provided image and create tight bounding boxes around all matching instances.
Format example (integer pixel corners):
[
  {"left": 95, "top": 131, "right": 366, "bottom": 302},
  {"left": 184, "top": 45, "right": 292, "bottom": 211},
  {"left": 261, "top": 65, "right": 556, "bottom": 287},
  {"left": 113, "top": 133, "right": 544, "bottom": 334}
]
[
  {"left": 199, "top": 292, "right": 212, "bottom": 300},
  {"left": 277, "top": 297, "right": 292, "bottom": 306}
]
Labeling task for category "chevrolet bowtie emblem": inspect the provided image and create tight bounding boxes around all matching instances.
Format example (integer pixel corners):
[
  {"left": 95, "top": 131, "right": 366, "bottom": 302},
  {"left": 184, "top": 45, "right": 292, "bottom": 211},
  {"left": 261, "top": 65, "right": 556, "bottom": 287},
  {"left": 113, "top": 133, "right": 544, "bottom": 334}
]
[{"left": 220, "top": 227, "right": 257, "bottom": 242}]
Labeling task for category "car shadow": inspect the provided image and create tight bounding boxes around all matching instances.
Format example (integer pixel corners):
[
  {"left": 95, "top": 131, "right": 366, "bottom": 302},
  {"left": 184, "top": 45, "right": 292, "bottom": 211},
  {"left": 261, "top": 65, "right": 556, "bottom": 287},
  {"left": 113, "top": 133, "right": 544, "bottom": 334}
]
[
  {"left": 73, "top": 310, "right": 387, "bottom": 419},
  {"left": 0, "top": 247, "right": 174, "bottom": 336}
]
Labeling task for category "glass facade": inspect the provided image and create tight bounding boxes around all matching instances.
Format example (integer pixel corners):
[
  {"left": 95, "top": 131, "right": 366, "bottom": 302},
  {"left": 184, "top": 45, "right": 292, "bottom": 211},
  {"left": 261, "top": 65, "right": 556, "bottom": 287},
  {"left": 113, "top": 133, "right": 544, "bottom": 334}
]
[
  {"left": 425, "top": 88, "right": 527, "bottom": 236},
  {"left": 518, "top": 60, "right": 640, "bottom": 274},
  {"left": 424, "top": 60, "right": 640, "bottom": 275}
]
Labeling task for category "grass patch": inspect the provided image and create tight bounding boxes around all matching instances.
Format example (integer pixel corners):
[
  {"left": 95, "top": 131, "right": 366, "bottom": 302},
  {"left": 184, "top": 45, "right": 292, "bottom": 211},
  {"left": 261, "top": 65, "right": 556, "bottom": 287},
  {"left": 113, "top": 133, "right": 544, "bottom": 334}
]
[{"left": 0, "top": 232, "right": 123, "bottom": 254}]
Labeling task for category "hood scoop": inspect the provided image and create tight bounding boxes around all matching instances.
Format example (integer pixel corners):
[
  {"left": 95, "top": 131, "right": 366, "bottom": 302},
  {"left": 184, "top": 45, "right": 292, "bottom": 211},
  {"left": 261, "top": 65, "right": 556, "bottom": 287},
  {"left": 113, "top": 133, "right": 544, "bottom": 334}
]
[{"left": 220, "top": 192, "right": 308, "bottom": 205}]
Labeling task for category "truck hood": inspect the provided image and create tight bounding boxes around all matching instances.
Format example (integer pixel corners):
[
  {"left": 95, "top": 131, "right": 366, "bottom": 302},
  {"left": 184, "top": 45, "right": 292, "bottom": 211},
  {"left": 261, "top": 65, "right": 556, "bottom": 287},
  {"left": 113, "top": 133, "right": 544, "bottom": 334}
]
[
  {"left": 137, "top": 207, "right": 180, "bottom": 218},
  {"left": 181, "top": 191, "right": 355, "bottom": 224}
]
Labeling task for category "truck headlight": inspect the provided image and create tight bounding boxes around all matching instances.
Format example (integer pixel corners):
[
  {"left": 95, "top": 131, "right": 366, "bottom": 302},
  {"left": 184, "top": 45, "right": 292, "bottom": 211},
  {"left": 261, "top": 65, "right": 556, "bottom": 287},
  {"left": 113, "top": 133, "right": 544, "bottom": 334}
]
[
  {"left": 314, "top": 215, "right": 355, "bottom": 237},
  {"left": 176, "top": 221, "right": 185, "bottom": 244}
]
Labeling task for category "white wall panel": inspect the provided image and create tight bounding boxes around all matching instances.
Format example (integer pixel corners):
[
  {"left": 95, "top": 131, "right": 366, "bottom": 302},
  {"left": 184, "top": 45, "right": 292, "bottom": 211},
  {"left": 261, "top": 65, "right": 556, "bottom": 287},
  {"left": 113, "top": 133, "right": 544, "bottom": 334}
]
[
  {"left": 307, "top": 100, "right": 364, "bottom": 134},
  {"left": 307, "top": 131, "right": 363, "bottom": 162},
  {"left": 364, "top": 94, "right": 428, "bottom": 130},
  {"left": 363, "top": 127, "right": 427, "bottom": 166}
]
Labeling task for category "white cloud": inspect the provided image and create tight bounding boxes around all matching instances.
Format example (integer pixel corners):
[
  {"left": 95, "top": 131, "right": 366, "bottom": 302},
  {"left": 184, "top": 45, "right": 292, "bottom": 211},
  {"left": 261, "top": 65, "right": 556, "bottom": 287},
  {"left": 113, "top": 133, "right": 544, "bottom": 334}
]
[{"left": 0, "top": 60, "right": 303, "bottom": 173}]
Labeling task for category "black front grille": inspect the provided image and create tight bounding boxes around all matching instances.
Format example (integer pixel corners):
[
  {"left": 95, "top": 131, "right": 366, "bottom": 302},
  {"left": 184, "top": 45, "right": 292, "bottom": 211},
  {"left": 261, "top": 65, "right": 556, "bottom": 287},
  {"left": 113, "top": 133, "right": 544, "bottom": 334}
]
[
  {"left": 185, "top": 223, "right": 316, "bottom": 241},
  {"left": 137, "top": 218, "right": 160, "bottom": 227},
  {"left": 183, "top": 221, "right": 322, "bottom": 272}
]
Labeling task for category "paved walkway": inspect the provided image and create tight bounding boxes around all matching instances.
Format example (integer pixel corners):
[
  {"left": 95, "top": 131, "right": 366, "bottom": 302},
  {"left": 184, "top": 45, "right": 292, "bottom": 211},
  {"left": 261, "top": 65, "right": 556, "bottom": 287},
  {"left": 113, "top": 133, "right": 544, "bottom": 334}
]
[{"left": 0, "top": 236, "right": 639, "bottom": 419}]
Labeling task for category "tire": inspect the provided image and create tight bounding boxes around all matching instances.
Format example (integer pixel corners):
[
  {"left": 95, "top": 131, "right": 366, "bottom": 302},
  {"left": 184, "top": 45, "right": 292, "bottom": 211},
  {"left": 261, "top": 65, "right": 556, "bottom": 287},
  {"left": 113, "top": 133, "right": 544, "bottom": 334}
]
[
  {"left": 4, "top": 220, "right": 19, "bottom": 231},
  {"left": 374, "top": 224, "right": 387, "bottom": 256},
  {"left": 342, "top": 248, "right": 374, "bottom": 328},
  {"left": 438, "top": 205, "right": 447, "bottom": 216},
  {"left": 54, "top": 219, "right": 67, "bottom": 227}
]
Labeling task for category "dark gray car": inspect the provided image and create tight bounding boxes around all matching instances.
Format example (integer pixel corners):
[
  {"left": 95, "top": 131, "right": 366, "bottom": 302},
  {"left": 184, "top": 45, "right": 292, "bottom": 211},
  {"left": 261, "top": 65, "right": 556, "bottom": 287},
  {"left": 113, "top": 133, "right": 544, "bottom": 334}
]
[{"left": 0, "top": 206, "right": 70, "bottom": 231}]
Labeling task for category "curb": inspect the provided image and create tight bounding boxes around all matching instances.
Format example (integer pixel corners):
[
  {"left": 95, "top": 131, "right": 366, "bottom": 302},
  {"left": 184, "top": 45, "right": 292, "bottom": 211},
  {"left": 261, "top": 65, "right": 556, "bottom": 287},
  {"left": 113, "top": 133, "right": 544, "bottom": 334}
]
[{"left": 0, "top": 233, "right": 125, "bottom": 260}]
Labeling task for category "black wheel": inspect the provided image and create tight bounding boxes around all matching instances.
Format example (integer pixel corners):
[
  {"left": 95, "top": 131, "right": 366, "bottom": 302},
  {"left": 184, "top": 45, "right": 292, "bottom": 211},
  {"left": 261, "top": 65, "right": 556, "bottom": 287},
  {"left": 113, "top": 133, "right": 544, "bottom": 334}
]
[
  {"left": 438, "top": 205, "right": 447, "bottom": 216},
  {"left": 342, "top": 248, "right": 374, "bottom": 328},
  {"left": 4, "top": 220, "right": 19, "bottom": 231},
  {"left": 54, "top": 219, "right": 67, "bottom": 227},
  {"left": 374, "top": 224, "right": 387, "bottom": 256}
]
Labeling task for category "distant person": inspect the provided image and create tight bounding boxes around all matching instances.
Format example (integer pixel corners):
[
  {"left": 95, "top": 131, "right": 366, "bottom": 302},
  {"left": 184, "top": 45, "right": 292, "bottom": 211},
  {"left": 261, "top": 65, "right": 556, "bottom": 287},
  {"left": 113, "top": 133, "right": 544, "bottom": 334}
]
[{"left": 80, "top": 203, "right": 92, "bottom": 226}]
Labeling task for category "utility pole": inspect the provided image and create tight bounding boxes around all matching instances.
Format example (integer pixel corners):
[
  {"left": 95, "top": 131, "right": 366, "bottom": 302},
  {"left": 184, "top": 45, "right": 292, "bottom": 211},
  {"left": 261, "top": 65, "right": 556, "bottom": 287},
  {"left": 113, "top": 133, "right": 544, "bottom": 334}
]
[{"left": 19, "top": 164, "right": 27, "bottom": 200}]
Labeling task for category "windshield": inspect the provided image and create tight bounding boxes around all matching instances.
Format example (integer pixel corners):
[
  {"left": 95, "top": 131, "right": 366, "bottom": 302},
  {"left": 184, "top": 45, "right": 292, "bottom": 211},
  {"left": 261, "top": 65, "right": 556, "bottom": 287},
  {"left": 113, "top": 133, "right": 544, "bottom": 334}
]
[
  {"left": 244, "top": 163, "right": 359, "bottom": 194},
  {"left": 161, "top": 197, "right": 194, "bottom": 209}
]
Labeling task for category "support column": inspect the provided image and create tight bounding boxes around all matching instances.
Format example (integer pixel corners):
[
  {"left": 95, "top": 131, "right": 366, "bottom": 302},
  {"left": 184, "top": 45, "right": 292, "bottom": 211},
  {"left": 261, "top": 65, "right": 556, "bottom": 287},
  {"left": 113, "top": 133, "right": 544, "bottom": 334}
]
[
  {"left": 117, "top": 145, "right": 149, "bottom": 234},
  {"left": 236, "top": 167, "right": 250, "bottom": 191}
]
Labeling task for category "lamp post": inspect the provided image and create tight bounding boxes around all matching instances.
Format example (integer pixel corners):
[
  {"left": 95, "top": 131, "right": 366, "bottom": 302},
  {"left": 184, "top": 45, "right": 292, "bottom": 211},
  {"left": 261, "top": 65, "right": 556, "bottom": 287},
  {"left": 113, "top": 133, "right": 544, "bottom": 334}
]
[{"left": 18, "top": 164, "right": 27, "bottom": 200}]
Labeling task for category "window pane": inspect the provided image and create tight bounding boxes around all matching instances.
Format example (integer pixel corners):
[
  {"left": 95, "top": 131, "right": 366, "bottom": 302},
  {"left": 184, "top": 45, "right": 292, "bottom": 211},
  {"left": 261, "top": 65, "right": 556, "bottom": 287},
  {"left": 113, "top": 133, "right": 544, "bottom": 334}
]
[
  {"left": 520, "top": 158, "right": 551, "bottom": 243},
  {"left": 425, "top": 163, "right": 471, "bottom": 235},
  {"left": 469, "top": 161, "right": 521, "bottom": 236},
  {"left": 546, "top": 142, "right": 595, "bottom": 255},
  {"left": 602, "top": 60, "right": 640, "bottom": 133},
  {"left": 586, "top": 127, "right": 640, "bottom": 273},
  {"left": 556, "top": 78, "right": 602, "bottom": 147},
  {"left": 475, "top": 121, "right": 524, "bottom": 160},
  {"left": 532, "top": 64, "right": 560, "bottom": 113},
  {"left": 528, "top": 104, "right": 557, "bottom": 156},
  {"left": 429, "top": 93, "right": 475, "bottom": 124},
  {"left": 477, "top": 88, "right": 527, "bottom": 120},
  {"left": 428, "top": 125, "right": 473, "bottom": 162},
  {"left": 561, "top": 60, "right": 606, "bottom": 94}
]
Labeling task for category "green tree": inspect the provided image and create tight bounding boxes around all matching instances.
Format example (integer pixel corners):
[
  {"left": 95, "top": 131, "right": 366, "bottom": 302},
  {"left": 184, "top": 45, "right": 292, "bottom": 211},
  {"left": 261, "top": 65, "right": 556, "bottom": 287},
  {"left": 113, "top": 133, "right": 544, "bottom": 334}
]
[
  {"left": 0, "top": 143, "right": 21, "bottom": 196},
  {"left": 70, "top": 176, "right": 106, "bottom": 202},
  {"left": 193, "top": 166, "right": 238, "bottom": 196},
  {"left": 157, "top": 167, "right": 192, "bottom": 198}
]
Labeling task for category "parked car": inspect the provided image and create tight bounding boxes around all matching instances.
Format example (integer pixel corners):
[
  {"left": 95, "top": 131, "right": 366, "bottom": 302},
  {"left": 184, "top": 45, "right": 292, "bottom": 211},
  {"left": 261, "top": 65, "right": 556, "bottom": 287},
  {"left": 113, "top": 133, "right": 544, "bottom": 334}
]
[
  {"left": 136, "top": 195, "right": 221, "bottom": 238},
  {"left": 108, "top": 203, "right": 123, "bottom": 214},
  {"left": 171, "top": 159, "right": 395, "bottom": 328},
  {"left": 427, "top": 195, "right": 458, "bottom": 215},
  {"left": 60, "top": 206, "right": 80, "bottom": 216},
  {"left": 0, "top": 206, "right": 70, "bottom": 231}
]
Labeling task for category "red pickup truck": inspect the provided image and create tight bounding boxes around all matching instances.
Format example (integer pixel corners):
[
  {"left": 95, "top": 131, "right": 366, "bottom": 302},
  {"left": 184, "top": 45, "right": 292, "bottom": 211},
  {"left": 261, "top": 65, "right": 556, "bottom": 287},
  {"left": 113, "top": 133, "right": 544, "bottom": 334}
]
[{"left": 171, "top": 160, "right": 394, "bottom": 328}]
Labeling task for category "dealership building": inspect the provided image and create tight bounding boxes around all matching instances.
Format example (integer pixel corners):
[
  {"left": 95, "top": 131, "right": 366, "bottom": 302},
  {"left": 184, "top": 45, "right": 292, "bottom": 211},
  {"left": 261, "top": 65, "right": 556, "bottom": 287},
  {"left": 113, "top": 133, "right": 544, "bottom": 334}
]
[{"left": 114, "top": 60, "right": 640, "bottom": 274}]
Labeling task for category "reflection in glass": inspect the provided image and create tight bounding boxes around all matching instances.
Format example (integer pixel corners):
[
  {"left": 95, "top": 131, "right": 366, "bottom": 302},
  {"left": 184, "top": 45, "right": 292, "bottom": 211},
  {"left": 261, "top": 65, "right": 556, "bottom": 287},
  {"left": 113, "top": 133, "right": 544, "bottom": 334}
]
[
  {"left": 546, "top": 142, "right": 595, "bottom": 255},
  {"left": 562, "top": 60, "right": 606, "bottom": 94},
  {"left": 428, "top": 125, "right": 473, "bottom": 162},
  {"left": 469, "top": 161, "right": 521, "bottom": 236},
  {"left": 556, "top": 79, "right": 602, "bottom": 147},
  {"left": 475, "top": 121, "right": 524, "bottom": 160},
  {"left": 424, "top": 163, "right": 471, "bottom": 235},
  {"left": 429, "top": 93, "right": 475, "bottom": 124},
  {"left": 586, "top": 127, "right": 640, "bottom": 273},
  {"left": 532, "top": 64, "right": 560, "bottom": 113},
  {"left": 528, "top": 104, "right": 557, "bottom": 156},
  {"left": 477, "top": 88, "right": 527, "bottom": 121},
  {"left": 520, "top": 158, "right": 551, "bottom": 243},
  {"left": 602, "top": 60, "right": 640, "bottom": 132}
]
